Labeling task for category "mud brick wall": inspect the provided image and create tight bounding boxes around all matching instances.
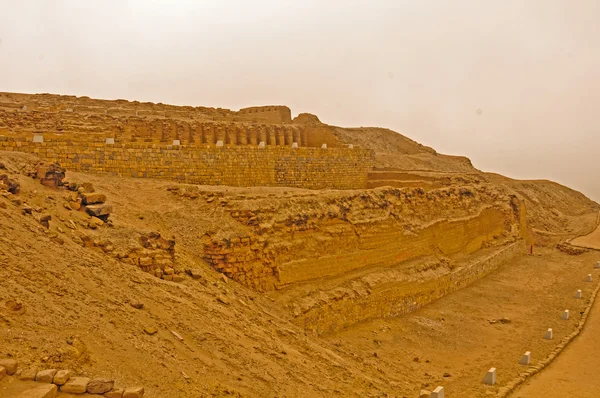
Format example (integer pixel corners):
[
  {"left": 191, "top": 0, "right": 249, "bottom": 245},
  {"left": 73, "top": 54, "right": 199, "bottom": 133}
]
[
  {"left": 0, "top": 136, "right": 374, "bottom": 189},
  {"left": 295, "top": 240, "right": 526, "bottom": 334}
]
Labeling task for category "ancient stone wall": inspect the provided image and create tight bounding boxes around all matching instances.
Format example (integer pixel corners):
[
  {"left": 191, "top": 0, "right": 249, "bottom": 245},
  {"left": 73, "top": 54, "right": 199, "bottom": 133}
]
[
  {"left": 295, "top": 240, "right": 526, "bottom": 334},
  {"left": 0, "top": 136, "right": 374, "bottom": 189}
]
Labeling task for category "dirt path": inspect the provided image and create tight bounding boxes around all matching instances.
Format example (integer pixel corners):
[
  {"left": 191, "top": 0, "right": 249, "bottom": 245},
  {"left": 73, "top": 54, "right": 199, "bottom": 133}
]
[
  {"left": 512, "top": 273, "right": 600, "bottom": 397},
  {"left": 571, "top": 212, "right": 600, "bottom": 250}
]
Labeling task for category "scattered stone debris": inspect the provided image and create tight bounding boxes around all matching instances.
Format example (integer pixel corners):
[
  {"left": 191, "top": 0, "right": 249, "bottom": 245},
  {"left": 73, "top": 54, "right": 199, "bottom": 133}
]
[
  {"left": 557, "top": 241, "right": 588, "bottom": 255},
  {"left": 488, "top": 317, "right": 512, "bottom": 325}
]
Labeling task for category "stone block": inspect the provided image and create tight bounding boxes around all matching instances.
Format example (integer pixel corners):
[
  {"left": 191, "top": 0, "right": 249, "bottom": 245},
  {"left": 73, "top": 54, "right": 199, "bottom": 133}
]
[
  {"left": 544, "top": 328, "right": 553, "bottom": 340},
  {"left": 53, "top": 369, "right": 73, "bottom": 385},
  {"left": 575, "top": 289, "right": 582, "bottom": 299},
  {"left": 0, "top": 358, "right": 18, "bottom": 375},
  {"left": 105, "top": 138, "right": 115, "bottom": 145},
  {"left": 85, "top": 204, "right": 113, "bottom": 217},
  {"left": 33, "top": 135, "right": 44, "bottom": 143},
  {"left": 562, "top": 309, "right": 570, "bottom": 320},
  {"left": 16, "top": 384, "right": 58, "bottom": 398},
  {"left": 419, "top": 390, "right": 431, "bottom": 398},
  {"left": 321, "top": 143, "right": 327, "bottom": 148},
  {"left": 81, "top": 192, "right": 106, "bottom": 205},
  {"left": 586, "top": 274, "right": 593, "bottom": 282},
  {"left": 431, "top": 386, "right": 444, "bottom": 398},
  {"left": 348, "top": 144, "right": 354, "bottom": 149},
  {"left": 123, "top": 386, "right": 145, "bottom": 398},
  {"left": 172, "top": 140, "right": 181, "bottom": 146},
  {"left": 520, "top": 351, "right": 531, "bottom": 365},
  {"left": 0, "top": 365, "right": 5, "bottom": 381},
  {"left": 61, "top": 377, "right": 90, "bottom": 393},
  {"left": 19, "top": 368, "right": 38, "bottom": 381},
  {"left": 35, "top": 369, "right": 57, "bottom": 383},
  {"left": 216, "top": 140, "right": 224, "bottom": 147},
  {"left": 87, "top": 378, "right": 115, "bottom": 394},
  {"left": 483, "top": 367, "right": 496, "bottom": 385},
  {"left": 291, "top": 142, "right": 298, "bottom": 148},
  {"left": 258, "top": 141, "right": 265, "bottom": 148},
  {"left": 595, "top": 261, "right": 600, "bottom": 269},
  {"left": 105, "top": 388, "right": 125, "bottom": 398}
]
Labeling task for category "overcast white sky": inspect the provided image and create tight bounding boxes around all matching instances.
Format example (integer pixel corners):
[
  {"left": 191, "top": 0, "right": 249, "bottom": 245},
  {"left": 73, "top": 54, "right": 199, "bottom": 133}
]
[{"left": 0, "top": 1, "right": 598, "bottom": 201}]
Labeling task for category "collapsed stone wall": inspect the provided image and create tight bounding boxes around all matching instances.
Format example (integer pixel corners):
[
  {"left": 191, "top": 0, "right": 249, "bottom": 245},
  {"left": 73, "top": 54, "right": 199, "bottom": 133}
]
[
  {"left": 0, "top": 136, "right": 374, "bottom": 189},
  {"left": 194, "top": 184, "right": 528, "bottom": 291}
]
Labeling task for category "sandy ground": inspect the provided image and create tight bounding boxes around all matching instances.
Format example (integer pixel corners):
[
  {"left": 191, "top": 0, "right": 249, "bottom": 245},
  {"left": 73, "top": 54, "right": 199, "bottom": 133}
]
[
  {"left": 513, "top": 222, "right": 600, "bottom": 398},
  {"left": 326, "top": 247, "right": 600, "bottom": 397},
  {"left": 571, "top": 213, "right": 600, "bottom": 250}
]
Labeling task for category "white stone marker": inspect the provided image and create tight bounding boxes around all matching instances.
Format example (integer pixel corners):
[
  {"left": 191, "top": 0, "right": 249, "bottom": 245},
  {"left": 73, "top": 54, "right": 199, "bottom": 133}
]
[
  {"left": 216, "top": 140, "right": 224, "bottom": 147},
  {"left": 562, "top": 310, "right": 570, "bottom": 320},
  {"left": 172, "top": 140, "right": 181, "bottom": 146},
  {"left": 348, "top": 144, "right": 354, "bottom": 149},
  {"left": 32, "top": 134, "right": 44, "bottom": 143},
  {"left": 431, "top": 386, "right": 444, "bottom": 398},
  {"left": 586, "top": 274, "right": 593, "bottom": 282},
  {"left": 575, "top": 289, "right": 582, "bottom": 299},
  {"left": 544, "top": 328, "right": 553, "bottom": 340},
  {"left": 291, "top": 142, "right": 298, "bottom": 148},
  {"left": 321, "top": 143, "right": 327, "bottom": 149},
  {"left": 483, "top": 368, "right": 496, "bottom": 385},
  {"left": 105, "top": 138, "right": 115, "bottom": 144},
  {"left": 520, "top": 351, "right": 531, "bottom": 365},
  {"left": 595, "top": 261, "right": 600, "bottom": 269},
  {"left": 258, "top": 141, "right": 266, "bottom": 148}
]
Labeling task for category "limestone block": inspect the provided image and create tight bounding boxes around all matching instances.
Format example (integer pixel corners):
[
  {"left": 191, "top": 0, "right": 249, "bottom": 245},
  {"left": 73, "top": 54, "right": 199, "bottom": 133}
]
[
  {"left": 172, "top": 140, "right": 181, "bottom": 146},
  {"left": 87, "top": 378, "right": 115, "bottom": 394},
  {"left": 105, "top": 388, "right": 125, "bottom": 398},
  {"left": 123, "top": 386, "right": 145, "bottom": 398},
  {"left": 19, "top": 368, "right": 38, "bottom": 381},
  {"left": 258, "top": 141, "right": 266, "bottom": 148},
  {"left": 544, "top": 328, "right": 553, "bottom": 340},
  {"left": 216, "top": 140, "right": 224, "bottom": 147},
  {"left": 81, "top": 192, "right": 106, "bottom": 205},
  {"left": 16, "top": 384, "right": 58, "bottom": 398},
  {"left": 348, "top": 144, "right": 354, "bottom": 149},
  {"left": 35, "top": 369, "right": 57, "bottom": 383},
  {"left": 33, "top": 135, "right": 44, "bottom": 143},
  {"left": 52, "top": 369, "right": 73, "bottom": 385},
  {"left": 431, "top": 386, "right": 444, "bottom": 398},
  {"left": 575, "top": 289, "right": 582, "bottom": 299},
  {"left": 0, "top": 366, "right": 5, "bottom": 381},
  {"left": 562, "top": 309, "right": 570, "bottom": 320},
  {"left": 106, "top": 138, "right": 115, "bottom": 145},
  {"left": 85, "top": 204, "right": 113, "bottom": 217},
  {"left": 60, "top": 377, "right": 90, "bottom": 393},
  {"left": 419, "top": 390, "right": 431, "bottom": 398},
  {"left": 595, "top": 261, "right": 600, "bottom": 269},
  {"left": 0, "top": 358, "right": 18, "bottom": 375},
  {"left": 483, "top": 367, "right": 496, "bottom": 385},
  {"left": 586, "top": 274, "right": 593, "bottom": 282},
  {"left": 321, "top": 143, "right": 327, "bottom": 149},
  {"left": 520, "top": 351, "right": 531, "bottom": 365},
  {"left": 291, "top": 142, "right": 298, "bottom": 148}
]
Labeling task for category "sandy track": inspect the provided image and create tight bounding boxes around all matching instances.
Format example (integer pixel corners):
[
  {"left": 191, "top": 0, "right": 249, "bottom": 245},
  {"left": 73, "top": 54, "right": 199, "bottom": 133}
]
[
  {"left": 571, "top": 213, "right": 600, "bottom": 250},
  {"left": 513, "top": 270, "right": 600, "bottom": 397}
]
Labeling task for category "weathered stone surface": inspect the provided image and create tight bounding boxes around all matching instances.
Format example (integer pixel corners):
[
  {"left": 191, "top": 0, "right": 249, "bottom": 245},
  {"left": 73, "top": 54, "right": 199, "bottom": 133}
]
[
  {"left": 130, "top": 300, "right": 144, "bottom": 309},
  {"left": 105, "top": 388, "right": 125, "bottom": 398},
  {"left": 16, "top": 384, "right": 58, "bottom": 398},
  {"left": 88, "top": 216, "right": 105, "bottom": 228},
  {"left": 87, "top": 378, "right": 115, "bottom": 394},
  {"left": 0, "top": 358, "right": 18, "bottom": 375},
  {"left": 60, "top": 376, "right": 90, "bottom": 393},
  {"left": 19, "top": 368, "right": 39, "bottom": 381},
  {"left": 81, "top": 192, "right": 106, "bottom": 205},
  {"left": 52, "top": 369, "right": 73, "bottom": 385},
  {"left": 35, "top": 369, "right": 58, "bottom": 383},
  {"left": 123, "top": 386, "right": 145, "bottom": 398},
  {"left": 86, "top": 204, "right": 113, "bottom": 217},
  {"left": 0, "top": 365, "right": 6, "bottom": 381}
]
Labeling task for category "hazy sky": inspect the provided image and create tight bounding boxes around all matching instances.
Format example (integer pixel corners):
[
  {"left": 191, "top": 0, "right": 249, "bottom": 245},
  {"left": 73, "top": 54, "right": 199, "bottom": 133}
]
[{"left": 1, "top": 1, "right": 598, "bottom": 201}]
